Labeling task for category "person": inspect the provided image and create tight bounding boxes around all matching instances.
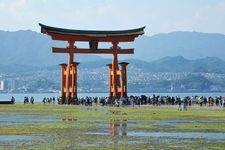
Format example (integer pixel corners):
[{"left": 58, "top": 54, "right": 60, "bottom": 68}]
[
  {"left": 183, "top": 97, "right": 188, "bottom": 111},
  {"left": 42, "top": 97, "right": 46, "bottom": 104},
  {"left": 188, "top": 99, "right": 192, "bottom": 109},
  {"left": 130, "top": 96, "right": 135, "bottom": 107},
  {"left": 223, "top": 99, "right": 225, "bottom": 108},
  {"left": 53, "top": 97, "right": 55, "bottom": 104},
  {"left": 177, "top": 97, "right": 182, "bottom": 111},
  {"left": 11, "top": 96, "right": 15, "bottom": 104},
  {"left": 203, "top": 97, "right": 207, "bottom": 106},
  {"left": 94, "top": 97, "right": 98, "bottom": 106},
  {"left": 26, "top": 97, "right": 29, "bottom": 103},
  {"left": 115, "top": 99, "right": 119, "bottom": 107},
  {"left": 24, "top": 96, "right": 27, "bottom": 104},
  {"left": 30, "top": 97, "right": 34, "bottom": 104}
]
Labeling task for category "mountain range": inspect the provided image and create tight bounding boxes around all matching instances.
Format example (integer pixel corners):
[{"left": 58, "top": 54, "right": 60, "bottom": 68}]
[
  {"left": 1, "top": 30, "right": 225, "bottom": 67},
  {"left": 132, "top": 31, "right": 225, "bottom": 61},
  {"left": 83, "top": 56, "right": 225, "bottom": 73},
  {"left": 1, "top": 56, "right": 225, "bottom": 74}
]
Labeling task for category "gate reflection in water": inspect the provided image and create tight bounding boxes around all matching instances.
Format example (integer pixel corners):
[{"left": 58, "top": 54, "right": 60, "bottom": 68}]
[
  {"left": 61, "top": 116, "right": 77, "bottom": 122},
  {"left": 109, "top": 119, "right": 127, "bottom": 136}
]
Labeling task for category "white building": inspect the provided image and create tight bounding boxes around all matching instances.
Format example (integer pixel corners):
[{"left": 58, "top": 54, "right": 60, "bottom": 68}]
[{"left": 0, "top": 81, "right": 4, "bottom": 91}]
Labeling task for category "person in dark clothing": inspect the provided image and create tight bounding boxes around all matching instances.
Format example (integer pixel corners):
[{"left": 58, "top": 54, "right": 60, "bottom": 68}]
[
  {"left": 188, "top": 99, "right": 192, "bottom": 109},
  {"left": 30, "top": 97, "right": 34, "bottom": 104},
  {"left": 24, "top": 96, "right": 27, "bottom": 104},
  {"left": 42, "top": 98, "right": 46, "bottom": 104},
  {"left": 53, "top": 97, "right": 55, "bottom": 104},
  {"left": 11, "top": 96, "right": 15, "bottom": 104},
  {"left": 177, "top": 97, "right": 182, "bottom": 111},
  {"left": 183, "top": 97, "right": 188, "bottom": 111}
]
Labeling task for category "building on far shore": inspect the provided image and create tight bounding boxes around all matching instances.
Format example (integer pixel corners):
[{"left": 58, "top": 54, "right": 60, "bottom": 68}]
[
  {"left": 0, "top": 81, "right": 4, "bottom": 91},
  {"left": 0, "top": 80, "right": 18, "bottom": 92}
]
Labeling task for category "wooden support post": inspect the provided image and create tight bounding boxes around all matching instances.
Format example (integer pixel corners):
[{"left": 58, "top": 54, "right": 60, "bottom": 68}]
[
  {"left": 65, "top": 41, "right": 75, "bottom": 99},
  {"left": 107, "top": 64, "right": 113, "bottom": 97},
  {"left": 72, "top": 62, "right": 80, "bottom": 98},
  {"left": 60, "top": 64, "right": 67, "bottom": 104},
  {"left": 71, "top": 64, "right": 75, "bottom": 97},
  {"left": 119, "top": 62, "right": 129, "bottom": 98},
  {"left": 112, "top": 42, "right": 120, "bottom": 98}
]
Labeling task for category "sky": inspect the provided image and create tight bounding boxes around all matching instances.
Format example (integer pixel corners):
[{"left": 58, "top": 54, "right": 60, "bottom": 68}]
[{"left": 0, "top": 0, "right": 225, "bottom": 35}]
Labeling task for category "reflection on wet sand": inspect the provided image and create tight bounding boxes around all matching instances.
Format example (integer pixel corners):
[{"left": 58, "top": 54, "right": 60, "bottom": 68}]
[
  {"left": 109, "top": 119, "right": 127, "bottom": 136},
  {"left": 61, "top": 116, "right": 77, "bottom": 122}
]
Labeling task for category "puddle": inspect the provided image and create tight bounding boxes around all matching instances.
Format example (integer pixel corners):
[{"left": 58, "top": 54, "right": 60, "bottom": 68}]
[
  {"left": 153, "top": 120, "right": 225, "bottom": 126},
  {"left": 0, "top": 114, "right": 59, "bottom": 125},
  {"left": 0, "top": 135, "right": 43, "bottom": 142},
  {"left": 86, "top": 118, "right": 225, "bottom": 140},
  {"left": 85, "top": 131, "right": 225, "bottom": 140},
  {"left": 128, "top": 131, "right": 225, "bottom": 140},
  {"left": 125, "top": 119, "right": 225, "bottom": 127},
  {"left": 84, "top": 119, "right": 225, "bottom": 138}
]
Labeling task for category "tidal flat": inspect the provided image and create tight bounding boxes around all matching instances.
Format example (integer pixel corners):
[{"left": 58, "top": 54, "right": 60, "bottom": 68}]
[{"left": 0, "top": 104, "right": 225, "bottom": 150}]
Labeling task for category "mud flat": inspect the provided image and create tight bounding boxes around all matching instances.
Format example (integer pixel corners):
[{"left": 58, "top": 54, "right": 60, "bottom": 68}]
[{"left": 0, "top": 104, "right": 225, "bottom": 149}]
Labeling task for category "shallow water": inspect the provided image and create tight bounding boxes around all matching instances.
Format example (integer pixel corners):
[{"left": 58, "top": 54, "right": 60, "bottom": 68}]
[
  {"left": 0, "top": 135, "right": 43, "bottom": 142},
  {"left": 86, "top": 131, "right": 225, "bottom": 140},
  {"left": 85, "top": 118, "right": 225, "bottom": 139},
  {"left": 128, "top": 131, "right": 225, "bottom": 140},
  {"left": 152, "top": 119, "right": 225, "bottom": 126},
  {"left": 0, "top": 114, "right": 59, "bottom": 125},
  {"left": 125, "top": 119, "right": 225, "bottom": 125},
  {"left": 1, "top": 112, "right": 225, "bottom": 143}
]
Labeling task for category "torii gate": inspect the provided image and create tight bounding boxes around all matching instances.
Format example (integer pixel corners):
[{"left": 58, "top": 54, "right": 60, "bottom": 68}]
[{"left": 39, "top": 23, "right": 144, "bottom": 103}]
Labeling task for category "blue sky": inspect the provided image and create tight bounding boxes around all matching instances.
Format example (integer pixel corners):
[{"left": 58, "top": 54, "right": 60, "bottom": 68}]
[{"left": 0, "top": 0, "right": 225, "bottom": 35}]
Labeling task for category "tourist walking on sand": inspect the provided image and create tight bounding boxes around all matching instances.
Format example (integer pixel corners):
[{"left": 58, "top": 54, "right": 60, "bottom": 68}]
[
  {"left": 177, "top": 96, "right": 182, "bottom": 111},
  {"left": 24, "top": 96, "right": 29, "bottom": 104},
  {"left": 223, "top": 99, "right": 225, "bottom": 108},
  {"left": 11, "top": 96, "right": 15, "bottom": 104},
  {"left": 183, "top": 97, "right": 188, "bottom": 111},
  {"left": 188, "top": 99, "right": 191, "bottom": 109},
  {"left": 30, "top": 97, "right": 34, "bottom": 104},
  {"left": 53, "top": 97, "right": 55, "bottom": 104},
  {"left": 131, "top": 97, "right": 135, "bottom": 107},
  {"left": 42, "top": 97, "right": 46, "bottom": 104}
]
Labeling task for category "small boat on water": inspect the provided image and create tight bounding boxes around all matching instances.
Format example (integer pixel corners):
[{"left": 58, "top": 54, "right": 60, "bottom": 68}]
[{"left": 0, "top": 100, "right": 15, "bottom": 104}]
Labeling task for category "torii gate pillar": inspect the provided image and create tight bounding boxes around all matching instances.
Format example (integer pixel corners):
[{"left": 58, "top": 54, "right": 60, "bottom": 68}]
[
  {"left": 107, "top": 62, "right": 129, "bottom": 98},
  {"left": 60, "top": 62, "right": 79, "bottom": 104},
  {"left": 119, "top": 62, "right": 129, "bottom": 98}
]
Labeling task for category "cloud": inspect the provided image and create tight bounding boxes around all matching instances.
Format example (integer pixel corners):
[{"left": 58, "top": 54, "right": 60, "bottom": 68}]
[
  {"left": 9, "top": 0, "right": 27, "bottom": 12},
  {"left": 0, "top": 0, "right": 225, "bottom": 35},
  {"left": 171, "top": 0, "right": 225, "bottom": 33}
]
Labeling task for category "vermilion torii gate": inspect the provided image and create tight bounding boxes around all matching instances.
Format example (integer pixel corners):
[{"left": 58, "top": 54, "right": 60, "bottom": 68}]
[{"left": 39, "top": 23, "right": 144, "bottom": 102}]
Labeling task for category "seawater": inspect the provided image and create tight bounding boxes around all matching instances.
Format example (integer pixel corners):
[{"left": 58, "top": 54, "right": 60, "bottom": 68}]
[{"left": 1, "top": 92, "right": 225, "bottom": 102}]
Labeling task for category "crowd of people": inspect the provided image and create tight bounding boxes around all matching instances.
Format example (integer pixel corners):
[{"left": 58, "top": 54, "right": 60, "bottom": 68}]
[
  {"left": 10, "top": 94, "right": 225, "bottom": 110},
  {"left": 42, "top": 97, "right": 56, "bottom": 104},
  {"left": 54, "top": 95, "right": 225, "bottom": 110},
  {"left": 23, "top": 96, "right": 35, "bottom": 104}
]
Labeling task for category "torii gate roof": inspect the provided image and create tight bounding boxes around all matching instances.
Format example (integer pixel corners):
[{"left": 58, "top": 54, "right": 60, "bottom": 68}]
[{"left": 39, "top": 23, "right": 145, "bottom": 42}]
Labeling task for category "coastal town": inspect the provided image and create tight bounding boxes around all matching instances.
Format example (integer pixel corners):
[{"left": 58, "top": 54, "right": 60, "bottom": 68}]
[{"left": 1, "top": 67, "right": 225, "bottom": 93}]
